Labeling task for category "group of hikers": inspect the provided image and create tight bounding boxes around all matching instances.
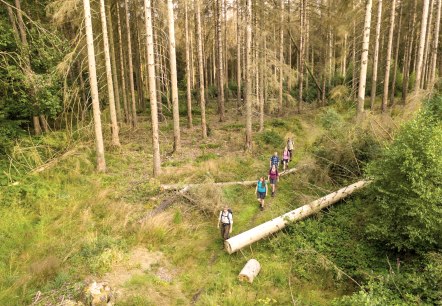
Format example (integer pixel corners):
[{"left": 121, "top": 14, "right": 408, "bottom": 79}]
[{"left": 218, "top": 137, "right": 295, "bottom": 241}]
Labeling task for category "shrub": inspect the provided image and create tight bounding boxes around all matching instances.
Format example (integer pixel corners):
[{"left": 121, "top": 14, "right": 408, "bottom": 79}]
[{"left": 256, "top": 130, "right": 284, "bottom": 148}]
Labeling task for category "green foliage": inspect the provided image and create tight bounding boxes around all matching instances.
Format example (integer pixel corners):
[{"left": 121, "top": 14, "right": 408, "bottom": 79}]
[
  {"left": 366, "top": 98, "right": 442, "bottom": 252},
  {"left": 195, "top": 152, "right": 219, "bottom": 163},
  {"left": 256, "top": 130, "right": 284, "bottom": 147},
  {"left": 319, "top": 108, "right": 344, "bottom": 130}
]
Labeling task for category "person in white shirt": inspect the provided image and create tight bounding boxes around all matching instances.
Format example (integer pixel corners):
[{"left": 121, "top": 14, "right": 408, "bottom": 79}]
[{"left": 217, "top": 206, "right": 233, "bottom": 240}]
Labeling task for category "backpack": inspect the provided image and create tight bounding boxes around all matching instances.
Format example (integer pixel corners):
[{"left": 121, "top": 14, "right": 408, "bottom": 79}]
[{"left": 220, "top": 209, "right": 233, "bottom": 224}]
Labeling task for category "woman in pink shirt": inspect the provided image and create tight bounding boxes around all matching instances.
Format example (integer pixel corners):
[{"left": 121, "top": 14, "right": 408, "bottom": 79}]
[
  {"left": 268, "top": 164, "right": 279, "bottom": 197},
  {"left": 282, "top": 147, "right": 290, "bottom": 171}
]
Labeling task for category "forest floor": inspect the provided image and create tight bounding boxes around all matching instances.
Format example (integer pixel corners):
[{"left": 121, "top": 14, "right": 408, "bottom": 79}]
[{"left": 0, "top": 97, "right": 415, "bottom": 305}]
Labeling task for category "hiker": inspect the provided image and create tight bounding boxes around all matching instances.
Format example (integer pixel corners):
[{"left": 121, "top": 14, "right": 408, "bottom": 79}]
[
  {"left": 268, "top": 164, "right": 279, "bottom": 197},
  {"left": 217, "top": 206, "right": 233, "bottom": 240},
  {"left": 282, "top": 146, "right": 290, "bottom": 171},
  {"left": 255, "top": 177, "right": 267, "bottom": 210},
  {"left": 287, "top": 138, "right": 294, "bottom": 161},
  {"left": 269, "top": 152, "right": 280, "bottom": 169}
]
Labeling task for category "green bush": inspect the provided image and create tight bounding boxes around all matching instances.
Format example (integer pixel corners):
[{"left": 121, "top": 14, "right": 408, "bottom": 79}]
[
  {"left": 256, "top": 130, "right": 284, "bottom": 148},
  {"left": 366, "top": 96, "right": 442, "bottom": 252}
]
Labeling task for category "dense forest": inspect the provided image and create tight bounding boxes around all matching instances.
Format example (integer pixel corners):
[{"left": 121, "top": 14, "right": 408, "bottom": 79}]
[{"left": 0, "top": 0, "right": 441, "bottom": 305}]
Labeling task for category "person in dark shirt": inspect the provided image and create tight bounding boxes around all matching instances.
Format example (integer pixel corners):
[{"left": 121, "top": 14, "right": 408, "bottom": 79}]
[
  {"left": 269, "top": 152, "right": 279, "bottom": 169},
  {"left": 268, "top": 164, "right": 279, "bottom": 197}
]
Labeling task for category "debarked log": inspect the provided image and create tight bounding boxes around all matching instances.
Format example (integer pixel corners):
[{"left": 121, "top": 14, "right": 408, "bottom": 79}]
[
  {"left": 225, "top": 180, "right": 370, "bottom": 254},
  {"left": 238, "top": 259, "right": 261, "bottom": 283}
]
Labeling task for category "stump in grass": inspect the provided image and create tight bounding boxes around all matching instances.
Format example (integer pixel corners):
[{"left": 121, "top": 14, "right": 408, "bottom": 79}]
[{"left": 238, "top": 259, "right": 261, "bottom": 283}]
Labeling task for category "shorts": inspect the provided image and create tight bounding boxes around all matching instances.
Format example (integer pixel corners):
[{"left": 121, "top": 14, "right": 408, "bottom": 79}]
[
  {"left": 270, "top": 178, "right": 277, "bottom": 184},
  {"left": 283, "top": 159, "right": 289, "bottom": 163},
  {"left": 257, "top": 191, "right": 266, "bottom": 199}
]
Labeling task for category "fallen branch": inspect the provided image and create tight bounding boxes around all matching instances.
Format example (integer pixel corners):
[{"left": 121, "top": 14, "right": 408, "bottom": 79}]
[
  {"left": 31, "top": 147, "right": 81, "bottom": 174},
  {"left": 225, "top": 180, "right": 370, "bottom": 254},
  {"left": 160, "top": 167, "right": 299, "bottom": 191}
]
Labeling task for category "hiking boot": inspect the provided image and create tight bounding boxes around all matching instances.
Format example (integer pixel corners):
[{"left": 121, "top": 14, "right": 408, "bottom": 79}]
[{"left": 271, "top": 191, "right": 275, "bottom": 197}]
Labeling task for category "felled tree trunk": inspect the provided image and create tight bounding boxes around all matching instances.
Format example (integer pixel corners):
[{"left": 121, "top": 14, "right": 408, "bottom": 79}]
[
  {"left": 238, "top": 259, "right": 261, "bottom": 283},
  {"left": 225, "top": 180, "right": 370, "bottom": 254}
]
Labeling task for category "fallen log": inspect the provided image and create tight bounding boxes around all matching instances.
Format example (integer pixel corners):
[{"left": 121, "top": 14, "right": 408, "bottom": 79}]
[
  {"left": 225, "top": 180, "right": 370, "bottom": 254},
  {"left": 238, "top": 259, "right": 261, "bottom": 283},
  {"left": 160, "top": 167, "right": 299, "bottom": 191}
]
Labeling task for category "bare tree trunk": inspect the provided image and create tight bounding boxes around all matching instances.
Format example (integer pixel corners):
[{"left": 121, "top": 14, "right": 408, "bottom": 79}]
[
  {"left": 259, "top": 36, "right": 265, "bottom": 132},
  {"left": 196, "top": 0, "right": 207, "bottom": 138},
  {"left": 370, "top": 0, "right": 382, "bottom": 111},
  {"left": 298, "top": 0, "right": 304, "bottom": 113},
  {"left": 116, "top": 4, "right": 130, "bottom": 124},
  {"left": 357, "top": 0, "right": 373, "bottom": 116},
  {"left": 144, "top": 0, "right": 161, "bottom": 177},
  {"left": 100, "top": 0, "right": 120, "bottom": 146},
  {"left": 429, "top": 0, "right": 442, "bottom": 87},
  {"left": 278, "top": 0, "right": 284, "bottom": 113},
  {"left": 390, "top": 2, "right": 402, "bottom": 106},
  {"left": 106, "top": 2, "right": 121, "bottom": 122},
  {"left": 402, "top": 0, "right": 418, "bottom": 103},
  {"left": 83, "top": 0, "right": 106, "bottom": 172},
  {"left": 381, "top": 0, "right": 396, "bottom": 113},
  {"left": 167, "top": 0, "right": 181, "bottom": 152},
  {"left": 245, "top": 0, "right": 252, "bottom": 150},
  {"left": 422, "top": 0, "right": 435, "bottom": 88},
  {"left": 352, "top": 0, "right": 357, "bottom": 99},
  {"left": 415, "top": 0, "right": 430, "bottom": 91},
  {"left": 237, "top": 0, "right": 242, "bottom": 114},
  {"left": 343, "top": 32, "right": 348, "bottom": 77},
  {"left": 185, "top": 1, "right": 193, "bottom": 128},
  {"left": 124, "top": 0, "right": 137, "bottom": 126},
  {"left": 216, "top": 0, "right": 225, "bottom": 121}
]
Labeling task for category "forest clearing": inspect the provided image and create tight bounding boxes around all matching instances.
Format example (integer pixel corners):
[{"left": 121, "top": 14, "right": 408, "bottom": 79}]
[{"left": 1, "top": 0, "right": 442, "bottom": 305}]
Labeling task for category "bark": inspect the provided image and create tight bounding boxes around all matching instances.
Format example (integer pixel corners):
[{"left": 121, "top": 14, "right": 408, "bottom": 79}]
[
  {"left": 236, "top": 0, "right": 242, "bottom": 114},
  {"left": 402, "top": 0, "right": 418, "bottom": 103},
  {"left": 278, "top": 0, "right": 284, "bottom": 113},
  {"left": 33, "top": 116, "right": 42, "bottom": 135},
  {"left": 389, "top": 2, "right": 403, "bottom": 106},
  {"left": 357, "top": 0, "right": 373, "bottom": 116},
  {"left": 6, "top": 6, "right": 20, "bottom": 45},
  {"left": 83, "top": 0, "right": 106, "bottom": 172},
  {"left": 429, "top": 0, "right": 442, "bottom": 87},
  {"left": 370, "top": 0, "right": 382, "bottom": 110},
  {"left": 144, "top": 0, "right": 161, "bottom": 177},
  {"left": 238, "top": 259, "right": 261, "bottom": 283},
  {"left": 196, "top": 0, "right": 207, "bottom": 138},
  {"left": 298, "top": 0, "right": 305, "bottom": 113},
  {"left": 225, "top": 180, "right": 370, "bottom": 254},
  {"left": 106, "top": 2, "right": 121, "bottom": 122},
  {"left": 381, "top": 0, "right": 396, "bottom": 113},
  {"left": 216, "top": 0, "right": 225, "bottom": 121},
  {"left": 116, "top": 4, "right": 130, "bottom": 124},
  {"left": 167, "top": 0, "right": 181, "bottom": 152},
  {"left": 124, "top": 0, "right": 137, "bottom": 126},
  {"left": 245, "top": 0, "right": 252, "bottom": 151},
  {"left": 422, "top": 0, "right": 435, "bottom": 88},
  {"left": 185, "top": 1, "right": 193, "bottom": 128},
  {"left": 100, "top": 0, "right": 120, "bottom": 146},
  {"left": 39, "top": 115, "right": 49, "bottom": 132},
  {"left": 352, "top": 0, "right": 357, "bottom": 99},
  {"left": 415, "top": 0, "right": 430, "bottom": 90}
]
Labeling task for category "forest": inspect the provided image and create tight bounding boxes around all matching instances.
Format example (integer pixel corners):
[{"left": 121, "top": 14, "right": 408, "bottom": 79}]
[{"left": 0, "top": 0, "right": 441, "bottom": 304}]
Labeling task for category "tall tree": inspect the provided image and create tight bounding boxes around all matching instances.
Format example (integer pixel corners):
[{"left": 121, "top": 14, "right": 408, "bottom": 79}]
[
  {"left": 381, "top": 0, "right": 396, "bottom": 112},
  {"left": 216, "top": 0, "right": 225, "bottom": 121},
  {"left": 402, "top": 0, "right": 418, "bottom": 103},
  {"left": 245, "top": 0, "right": 252, "bottom": 150},
  {"left": 99, "top": 0, "right": 120, "bottom": 146},
  {"left": 116, "top": 3, "right": 130, "bottom": 123},
  {"left": 144, "top": 0, "right": 161, "bottom": 176},
  {"left": 196, "top": 0, "right": 207, "bottom": 138},
  {"left": 124, "top": 0, "right": 138, "bottom": 126},
  {"left": 389, "top": 2, "right": 403, "bottom": 106},
  {"left": 83, "top": 0, "right": 106, "bottom": 172},
  {"left": 278, "top": 0, "right": 284, "bottom": 113},
  {"left": 106, "top": 2, "right": 121, "bottom": 122},
  {"left": 370, "top": 0, "right": 382, "bottom": 110},
  {"left": 415, "top": 0, "right": 430, "bottom": 91},
  {"left": 237, "top": 0, "right": 242, "bottom": 114},
  {"left": 184, "top": 0, "right": 193, "bottom": 128},
  {"left": 357, "top": 0, "right": 373, "bottom": 115},
  {"left": 167, "top": 0, "right": 181, "bottom": 152},
  {"left": 429, "top": 0, "right": 442, "bottom": 87}
]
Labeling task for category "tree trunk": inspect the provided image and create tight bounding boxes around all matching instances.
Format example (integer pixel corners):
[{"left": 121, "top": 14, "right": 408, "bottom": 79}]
[
  {"left": 144, "top": 0, "right": 161, "bottom": 177},
  {"left": 167, "top": 0, "right": 181, "bottom": 152},
  {"left": 298, "top": 0, "right": 305, "bottom": 113},
  {"left": 225, "top": 180, "right": 370, "bottom": 254},
  {"left": 429, "top": 0, "right": 442, "bottom": 87},
  {"left": 370, "top": 0, "right": 382, "bottom": 111},
  {"left": 116, "top": 4, "right": 130, "bottom": 124},
  {"left": 100, "top": 0, "right": 120, "bottom": 146},
  {"left": 237, "top": 0, "right": 242, "bottom": 114},
  {"left": 381, "top": 0, "right": 396, "bottom": 113},
  {"left": 357, "top": 0, "right": 373, "bottom": 116},
  {"left": 352, "top": 0, "right": 357, "bottom": 99},
  {"left": 238, "top": 259, "right": 261, "bottom": 283},
  {"left": 402, "top": 0, "right": 418, "bottom": 103},
  {"left": 278, "top": 0, "right": 284, "bottom": 113},
  {"left": 389, "top": 2, "right": 402, "bottom": 106},
  {"left": 124, "top": 0, "right": 137, "bottom": 127},
  {"left": 185, "top": 1, "right": 193, "bottom": 129},
  {"left": 216, "top": 0, "right": 225, "bottom": 121},
  {"left": 196, "top": 0, "right": 207, "bottom": 138},
  {"left": 415, "top": 0, "right": 430, "bottom": 91},
  {"left": 106, "top": 2, "right": 121, "bottom": 122},
  {"left": 83, "top": 0, "right": 106, "bottom": 172},
  {"left": 422, "top": 0, "right": 435, "bottom": 88},
  {"left": 245, "top": 0, "right": 252, "bottom": 150}
]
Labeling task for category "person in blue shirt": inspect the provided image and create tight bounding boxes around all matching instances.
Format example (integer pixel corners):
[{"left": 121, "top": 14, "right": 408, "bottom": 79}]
[
  {"left": 255, "top": 177, "right": 268, "bottom": 210},
  {"left": 269, "top": 152, "right": 280, "bottom": 169}
]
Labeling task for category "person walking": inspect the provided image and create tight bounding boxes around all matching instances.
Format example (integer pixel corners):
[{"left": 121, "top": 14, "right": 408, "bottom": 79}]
[
  {"left": 287, "top": 138, "right": 294, "bottom": 162},
  {"left": 268, "top": 164, "right": 279, "bottom": 197},
  {"left": 282, "top": 146, "right": 290, "bottom": 171},
  {"left": 269, "top": 152, "right": 280, "bottom": 169},
  {"left": 217, "top": 206, "right": 233, "bottom": 240},
  {"left": 255, "top": 177, "right": 267, "bottom": 210}
]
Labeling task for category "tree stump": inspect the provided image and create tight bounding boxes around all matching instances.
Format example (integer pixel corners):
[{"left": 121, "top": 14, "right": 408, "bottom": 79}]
[{"left": 238, "top": 259, "right": 261, "bottom": 283}]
